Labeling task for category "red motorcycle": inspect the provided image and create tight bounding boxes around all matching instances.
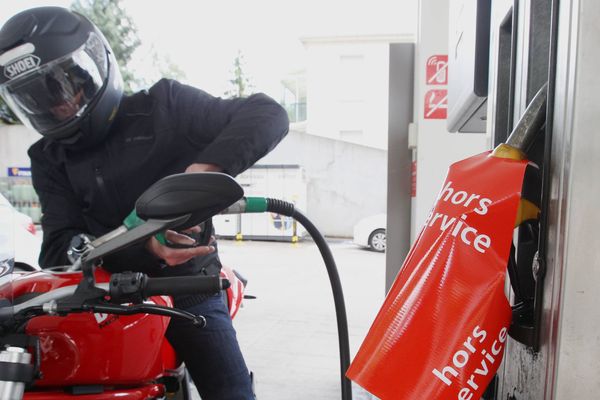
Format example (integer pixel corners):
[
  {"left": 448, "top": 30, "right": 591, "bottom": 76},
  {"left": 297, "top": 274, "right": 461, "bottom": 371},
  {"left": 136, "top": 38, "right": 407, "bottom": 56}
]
[{"left": 0, "top": 172, "right": 246, "bottom": 400}]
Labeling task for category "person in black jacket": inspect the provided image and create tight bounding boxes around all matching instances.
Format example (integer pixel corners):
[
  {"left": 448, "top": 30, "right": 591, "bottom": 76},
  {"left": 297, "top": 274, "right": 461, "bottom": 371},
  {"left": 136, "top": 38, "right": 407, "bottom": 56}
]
[{"left": 0, "top": 7, "right": 288, "bottom": 400}]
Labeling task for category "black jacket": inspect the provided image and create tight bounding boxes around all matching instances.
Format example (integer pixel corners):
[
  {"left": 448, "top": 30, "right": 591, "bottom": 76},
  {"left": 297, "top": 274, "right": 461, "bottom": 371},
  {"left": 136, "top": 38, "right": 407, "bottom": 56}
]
[{"left": 29, "top": 79, "right": 289, "bottom": 278}]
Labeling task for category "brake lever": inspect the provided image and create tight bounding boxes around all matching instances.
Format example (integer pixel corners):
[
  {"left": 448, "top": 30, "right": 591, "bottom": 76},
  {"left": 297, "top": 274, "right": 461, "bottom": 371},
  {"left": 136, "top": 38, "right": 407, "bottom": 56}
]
[{"left": 80, "top": 303, "right": 207, "bottom": 328}]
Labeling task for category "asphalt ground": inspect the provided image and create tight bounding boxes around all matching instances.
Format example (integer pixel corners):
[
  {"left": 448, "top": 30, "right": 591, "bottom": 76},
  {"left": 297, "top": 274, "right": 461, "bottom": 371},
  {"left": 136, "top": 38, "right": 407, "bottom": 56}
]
[{"left": 190, "top": 237, "right": 386, "bottom": 400}]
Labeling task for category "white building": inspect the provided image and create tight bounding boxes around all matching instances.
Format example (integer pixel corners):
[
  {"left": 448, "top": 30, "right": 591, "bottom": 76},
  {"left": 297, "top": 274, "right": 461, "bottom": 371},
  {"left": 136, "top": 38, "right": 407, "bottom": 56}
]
[{"left": 302, "top": 34, "right": 412, "bottom": 150}]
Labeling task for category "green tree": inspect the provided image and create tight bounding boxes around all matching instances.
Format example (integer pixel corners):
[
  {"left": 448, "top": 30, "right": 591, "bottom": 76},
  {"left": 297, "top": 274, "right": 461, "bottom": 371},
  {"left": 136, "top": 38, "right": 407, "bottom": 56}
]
[
  {"left": 224, "top": 51, "right": 254, "bottom": 98},
  {"left": 71, "top": 0, "right": 141, "bottom": 93},
  {"left": 147, "top": 44, "right": 186, "bottom": 85},
  {"left": 0, "top": 99, "right": 18, "bottom": 125},
  {"left": 154, "top": 53, "right": 187, "bottom": 83},
  {"left": 128, "top": 45, "right": 186, "bottom": 91}
]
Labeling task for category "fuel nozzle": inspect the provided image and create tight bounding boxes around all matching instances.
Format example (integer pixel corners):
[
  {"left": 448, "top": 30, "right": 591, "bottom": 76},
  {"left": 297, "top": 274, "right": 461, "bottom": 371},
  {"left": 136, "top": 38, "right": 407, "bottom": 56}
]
[
  {"left": 220, "top": 197, "right": 297, "bottom": 218},
  {"left": 221, "top": 197, "right": 268, "bottom": 215},
  {"left": 492, "top": 82, "right": 547, "bottom": 161},
  {"left": 492, "top": 82, "right": 548, "bottom": 226}
]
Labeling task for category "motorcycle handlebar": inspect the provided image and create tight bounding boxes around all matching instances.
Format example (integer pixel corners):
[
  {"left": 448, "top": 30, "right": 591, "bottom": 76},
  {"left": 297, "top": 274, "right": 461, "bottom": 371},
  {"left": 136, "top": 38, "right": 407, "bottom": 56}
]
[
  {"left": 109, "top": 272, "right": 230, "bottom": 303},
  {"left": 142, "top": 275, "right": 230, "bottom": 299},
  {"left": 2, "top": 275, "right": 230, "bottom": 328}
]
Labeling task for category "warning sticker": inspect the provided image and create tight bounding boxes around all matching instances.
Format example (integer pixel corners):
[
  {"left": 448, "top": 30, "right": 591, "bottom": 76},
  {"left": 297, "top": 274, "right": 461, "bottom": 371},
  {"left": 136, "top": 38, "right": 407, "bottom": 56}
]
[
  {"left": 424, "top": 89, "right": 448, "bottom": 119},
  {"left": 411, "top": 161, "right": 417, "bottom": 197},
  {"left": 426, "top": 55, "right": 448, "bottom": 85}
]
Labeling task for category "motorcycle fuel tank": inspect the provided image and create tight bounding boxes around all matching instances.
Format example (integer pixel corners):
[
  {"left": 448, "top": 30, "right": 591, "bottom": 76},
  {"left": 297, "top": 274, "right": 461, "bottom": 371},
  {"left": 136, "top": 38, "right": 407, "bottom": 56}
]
[{"left": 9, "top": 269, "right": 178, "bottom": 387}]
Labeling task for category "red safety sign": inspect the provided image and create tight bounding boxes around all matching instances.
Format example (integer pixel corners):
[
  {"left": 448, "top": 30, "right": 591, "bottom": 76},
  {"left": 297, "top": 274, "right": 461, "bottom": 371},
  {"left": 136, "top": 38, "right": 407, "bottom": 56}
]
[
  {"left": 347, "top": 152, "right": 528, "bottom": 400},
  {"left": 411, "top": 161, "right": 417, "bottom": 198},
  {"left": 424, "top": 89, "right": 448, "bottom": 119},
  {"left": 426, "top": 54, "right": 448, "bottom": 85}
]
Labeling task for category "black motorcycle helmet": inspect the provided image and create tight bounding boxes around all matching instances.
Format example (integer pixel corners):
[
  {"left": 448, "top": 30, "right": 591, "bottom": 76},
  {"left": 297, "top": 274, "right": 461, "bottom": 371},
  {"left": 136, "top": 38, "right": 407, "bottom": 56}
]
[{"left": 0, "top": 6, "right": 123, "bottom": 145}]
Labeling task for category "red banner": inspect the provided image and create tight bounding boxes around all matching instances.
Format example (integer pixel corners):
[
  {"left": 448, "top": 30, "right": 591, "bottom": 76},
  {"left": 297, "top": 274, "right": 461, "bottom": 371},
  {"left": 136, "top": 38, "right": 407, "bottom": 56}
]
[{"left": 347, "top": 152, "right": 528, "bottom": 399}]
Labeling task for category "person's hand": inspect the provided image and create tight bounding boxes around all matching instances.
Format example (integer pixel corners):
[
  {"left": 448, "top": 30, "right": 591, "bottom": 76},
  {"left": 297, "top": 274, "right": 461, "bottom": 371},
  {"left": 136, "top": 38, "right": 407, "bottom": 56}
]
[
  {"left": 147, "top": 163, "right": 221, "bottom": 266},
  {"left": 146, "top": 229, "right": 215, "bottom": 267},
  {"left": 185, "top": 163, "right": 223, "bottom": 173}
]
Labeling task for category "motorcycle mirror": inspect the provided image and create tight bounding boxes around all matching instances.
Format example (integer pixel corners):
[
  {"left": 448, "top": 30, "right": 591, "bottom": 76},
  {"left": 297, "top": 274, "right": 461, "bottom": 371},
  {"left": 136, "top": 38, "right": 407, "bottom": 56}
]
[
  {"left": 82, "top": 173, "right": 243, "bottom": 265},
  {"left": 135, "top": 172, "right": 244, "bottom": 230}
]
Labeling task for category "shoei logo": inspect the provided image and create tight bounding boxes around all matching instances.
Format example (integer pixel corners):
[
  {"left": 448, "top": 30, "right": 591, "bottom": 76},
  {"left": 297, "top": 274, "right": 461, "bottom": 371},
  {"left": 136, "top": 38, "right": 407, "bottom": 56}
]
[{"left": 4, "top": 55, "right": 40, "bottom": 79}]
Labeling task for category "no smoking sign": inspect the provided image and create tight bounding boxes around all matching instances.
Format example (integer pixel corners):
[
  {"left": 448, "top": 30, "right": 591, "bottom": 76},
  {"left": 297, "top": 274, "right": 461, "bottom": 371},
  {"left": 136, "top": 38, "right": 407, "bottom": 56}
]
[{"left": 424, "top": 89, "right": 448, "bottom": 119}]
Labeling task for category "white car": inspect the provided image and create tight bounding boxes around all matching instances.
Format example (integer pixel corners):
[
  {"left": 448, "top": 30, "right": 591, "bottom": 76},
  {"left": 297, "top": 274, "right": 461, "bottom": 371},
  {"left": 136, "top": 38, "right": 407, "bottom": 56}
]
[
  {"left": 0, "top": 194, "right": 41, "bottom": 270},
  {"left": 353, "top": 213, "right": 386, "bottom": 253}
]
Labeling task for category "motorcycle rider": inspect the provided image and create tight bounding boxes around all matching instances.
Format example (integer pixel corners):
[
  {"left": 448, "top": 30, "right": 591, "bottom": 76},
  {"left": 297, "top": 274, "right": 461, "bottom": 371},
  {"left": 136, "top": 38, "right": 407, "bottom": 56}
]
[{"left": 0, "top": 6, "right": 289, "bottom": 400}]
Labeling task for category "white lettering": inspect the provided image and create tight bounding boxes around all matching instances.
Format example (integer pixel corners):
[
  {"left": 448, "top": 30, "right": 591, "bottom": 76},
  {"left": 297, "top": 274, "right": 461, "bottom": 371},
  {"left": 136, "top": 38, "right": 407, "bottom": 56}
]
[
  {"left": 467, "top": 374, "right": 479, "bottom": 390},
  {"left": 451, "top": 215, "right": 468, "bottom": 237},
  {"left": 429, "top": 212, "right": 443, "bottom": 227},
  {"left": 499, "top": 327, "right": 508, "bottom": 343},
  {"left": 437, "top": 182, "right": 491, "bottom": 215},
  {"left": 435, "top": 325, "right": 506, "bottom": 394},
  {"left": 473, "top": 234, "right": 491, "bottom": 253},
  {"left": 427, "top": 211, "right": 493, "bottom": 254},
  {"left": 452, "top": 350, "right": 469, "bottom": 368},
  {"left": 463, "top": 337, "right": 476, "bottom": 353},
  {"left": 451, "top": 191, "right": 468, "bottom": 205},
  {"left": 474, "top": 357, "right": 489, "bottom": 376},
  {"left": 432, "top": 366, "right": 458, "bottom": 386},
  {"left": 483, "top": 350, "right": 495, "bottom": 364},
  {"left": 4, "top": 55, "right": 40, "bottom": 79},
  {"left": 439, "top": 181, "right": 454, "bottom": 201},
  {"left": 474, "top": 198, "right": 492, "bottom": 215},
  {"left": 440, "top": 215, "right": 456, "bottom": 231},
  {"left": 463, "top": 193, "right": 481, "bottom": 207},
  {"left": 491, "top": 340, "right": 503, "bottom": 356},
  {"left": 472, "top": 326, "right": 487, "bottom": 343},
  {"left": 460, "top": 226, "right": 477, "bottom": 245},
  {"left": 458, "top": 387, "right": 473, "bottom": 400},
  {"left": 451, "top": 220, "right": 464, "bottom": 236}
]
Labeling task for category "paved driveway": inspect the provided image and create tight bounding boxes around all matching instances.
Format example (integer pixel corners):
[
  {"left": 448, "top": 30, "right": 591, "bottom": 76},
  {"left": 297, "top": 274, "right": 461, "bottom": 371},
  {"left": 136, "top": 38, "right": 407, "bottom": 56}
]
[{"left": 208, "top": 238, "right": 385, "bottom": 400}]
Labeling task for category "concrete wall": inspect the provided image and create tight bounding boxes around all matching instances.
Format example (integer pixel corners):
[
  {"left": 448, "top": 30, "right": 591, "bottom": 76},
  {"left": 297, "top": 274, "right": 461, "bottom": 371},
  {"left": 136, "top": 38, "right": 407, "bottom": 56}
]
[
  {"left": 1, "top": 123, "right": 385, "bottom": 238},
  {"left": 258, "top": 125, "right": 387, "bottom": 238}
]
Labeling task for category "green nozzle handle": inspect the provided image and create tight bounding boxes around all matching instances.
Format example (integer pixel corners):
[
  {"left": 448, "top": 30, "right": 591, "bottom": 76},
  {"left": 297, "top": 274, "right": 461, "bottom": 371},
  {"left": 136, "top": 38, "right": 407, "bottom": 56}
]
[
  {"left": 123, "top": 210, "right": 167, "bottom": 245},
  {"left": 245, "top": 197, "right": 268, "bottom": 213}
]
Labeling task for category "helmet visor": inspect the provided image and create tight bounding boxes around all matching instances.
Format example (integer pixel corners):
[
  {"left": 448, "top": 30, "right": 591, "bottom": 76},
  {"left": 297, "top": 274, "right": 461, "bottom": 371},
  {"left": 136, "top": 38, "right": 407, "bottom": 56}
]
[{"left": 0, "top": 32, "right": 108, "bottom": 135}]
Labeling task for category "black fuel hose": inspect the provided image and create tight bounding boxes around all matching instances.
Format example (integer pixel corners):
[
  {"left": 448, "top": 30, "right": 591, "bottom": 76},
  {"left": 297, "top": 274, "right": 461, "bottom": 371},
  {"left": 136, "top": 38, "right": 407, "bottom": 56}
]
[{"left": 265, "top": 198, "right": 352, "bottom": 400}]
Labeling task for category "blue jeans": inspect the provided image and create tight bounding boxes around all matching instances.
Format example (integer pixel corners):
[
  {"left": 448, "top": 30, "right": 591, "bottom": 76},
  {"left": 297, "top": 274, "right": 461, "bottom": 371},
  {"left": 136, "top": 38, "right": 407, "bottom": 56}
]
[{"left": 166, "top": 294, "right": 254, "bottom": 400}]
